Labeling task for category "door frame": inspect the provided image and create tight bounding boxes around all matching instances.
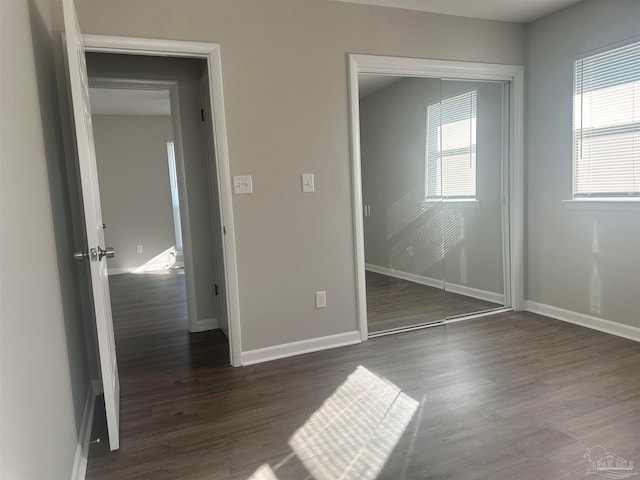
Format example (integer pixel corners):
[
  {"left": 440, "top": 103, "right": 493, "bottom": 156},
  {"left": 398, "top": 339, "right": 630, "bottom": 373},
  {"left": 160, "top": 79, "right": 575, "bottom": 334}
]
[
  {"left": 198, "top": 71, "right": 230, "bottom": 338},
  {"left": 83, "top": 35, "right": 242, "bottom": 366},
  {"left": 348, "top": 54, "right": 524, "bottom": 341}
]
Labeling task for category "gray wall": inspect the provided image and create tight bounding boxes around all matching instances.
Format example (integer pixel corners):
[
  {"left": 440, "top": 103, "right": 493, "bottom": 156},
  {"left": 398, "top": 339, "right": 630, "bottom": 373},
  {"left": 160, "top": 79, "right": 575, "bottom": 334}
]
[
  {"left": 526, "top": 0, "right": 640, "bottom": 327},
  {"left": 93, "top": 115, "right": 177, "bottom": 271},
  {"left": 87, "top": 53, "right": 218, "bottom": 325},
  {"left": 0, "top": 0, "right": 90, "bottom": 478},
  {"left": 360, "top": 78, "right": 505, "bottom": 296},
  {"left": 76, "top": 0, "right": 525, "bottom": 351}
]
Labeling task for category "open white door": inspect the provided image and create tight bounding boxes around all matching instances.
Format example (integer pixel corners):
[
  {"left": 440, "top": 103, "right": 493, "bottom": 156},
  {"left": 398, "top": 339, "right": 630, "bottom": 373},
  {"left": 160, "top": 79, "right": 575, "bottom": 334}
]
[
  {"left": 62, "top": 0, "right": 120, "bottom": 450},
  {"left": 200, "top": 74, "right": 230, "bottom": 339}
]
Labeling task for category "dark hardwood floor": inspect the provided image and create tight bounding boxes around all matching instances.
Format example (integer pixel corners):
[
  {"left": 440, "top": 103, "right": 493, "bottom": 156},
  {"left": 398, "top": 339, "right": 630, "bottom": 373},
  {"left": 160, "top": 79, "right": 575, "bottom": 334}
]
[
  {"left": 366, "top": 270, "right": 502, "bottom": 332},
  {"left": 87, "top": 273, "right": 640, "bottom": 479},
  {"left": 108, "top": 269, "right": 188, "bottom": 341}
]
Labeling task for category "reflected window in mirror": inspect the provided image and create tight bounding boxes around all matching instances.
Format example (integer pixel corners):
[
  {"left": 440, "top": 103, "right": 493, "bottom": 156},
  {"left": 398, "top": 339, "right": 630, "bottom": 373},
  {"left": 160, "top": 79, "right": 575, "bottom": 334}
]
[{"left": 425, "top": 89, "right": 477, "bottom": 200}]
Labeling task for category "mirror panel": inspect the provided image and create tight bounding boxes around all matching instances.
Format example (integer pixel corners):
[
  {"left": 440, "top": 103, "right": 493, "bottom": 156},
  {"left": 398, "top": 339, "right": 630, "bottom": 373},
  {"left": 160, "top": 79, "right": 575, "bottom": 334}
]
[
  {"left": 440, "top": 79, "right": 507, "bottom": 318},
  {"left": 360, "top": 75, "right": 446, "bottom": 334}
]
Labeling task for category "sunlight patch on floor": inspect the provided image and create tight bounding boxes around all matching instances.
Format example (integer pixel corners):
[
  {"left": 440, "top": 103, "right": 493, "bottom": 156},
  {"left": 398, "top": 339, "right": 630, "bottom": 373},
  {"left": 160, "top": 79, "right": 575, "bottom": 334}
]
[{"left": 247, "top": 365, "right": 419, "bottom": 480}]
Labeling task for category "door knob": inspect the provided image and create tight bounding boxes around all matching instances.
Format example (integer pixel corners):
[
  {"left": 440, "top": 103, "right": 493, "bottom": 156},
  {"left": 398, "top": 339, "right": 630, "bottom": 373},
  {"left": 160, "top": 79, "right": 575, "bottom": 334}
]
[{"left": 98, "top": 246, "right": 115, "bottom": 260}]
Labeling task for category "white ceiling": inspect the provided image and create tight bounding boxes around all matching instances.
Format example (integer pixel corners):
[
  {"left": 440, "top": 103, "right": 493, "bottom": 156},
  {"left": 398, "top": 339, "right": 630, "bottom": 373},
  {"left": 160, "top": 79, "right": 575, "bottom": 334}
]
[
  {"left": 359, "top": 74, "right": 405, "bottom": 98},
  {"left": 333, "top": 0, "right": 583, "bottom": 23},
  {"left": 89, "top": 88, "right": 171, "bottom": 116}
]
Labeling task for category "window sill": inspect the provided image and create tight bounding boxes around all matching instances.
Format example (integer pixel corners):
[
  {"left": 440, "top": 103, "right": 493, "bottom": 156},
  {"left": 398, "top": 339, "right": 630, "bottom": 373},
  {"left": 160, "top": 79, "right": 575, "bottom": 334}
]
[
  {"left": 421, "top": 198, "right": 481, "bottom": 207},
  {"left": 562, "top": 198, "right": 640, "bottom": 211}
]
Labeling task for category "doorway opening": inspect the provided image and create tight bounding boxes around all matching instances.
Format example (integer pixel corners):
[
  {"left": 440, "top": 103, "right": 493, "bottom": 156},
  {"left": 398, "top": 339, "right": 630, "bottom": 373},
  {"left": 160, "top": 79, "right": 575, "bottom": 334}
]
[
  {"left": 88, "top": 74, "right": 194, "bottom": 347},
  {"left": 87, "top": 54, "right": 225, "bottom": 337},
  {"left": 83, "top": 51, "right": 234, "bottom": 452}
]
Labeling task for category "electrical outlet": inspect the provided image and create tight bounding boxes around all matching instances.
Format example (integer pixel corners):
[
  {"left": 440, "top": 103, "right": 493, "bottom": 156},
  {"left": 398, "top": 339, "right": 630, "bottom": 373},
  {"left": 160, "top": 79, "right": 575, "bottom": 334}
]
[
  {"left": 315, "top": 291, "right": 326, "bottom": 309},
  {"left": 407, "top": 246, "right": 413, "bottom": 257},
  {"left": 136, "top": 245, "right": 143, "bottom": 254},
  {"left": 233, "top": 175, "right": 253, "bottom": 194}
]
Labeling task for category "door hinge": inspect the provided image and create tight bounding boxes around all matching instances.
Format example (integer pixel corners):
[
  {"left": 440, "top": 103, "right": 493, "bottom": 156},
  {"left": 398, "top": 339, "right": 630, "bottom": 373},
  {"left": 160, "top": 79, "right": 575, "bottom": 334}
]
[
  {"left": 200, "top": 108, "right": 205, "bottom": 122},
  {"left": 223, "top": 226, "right": 227, "bottom": 235},
  {"left": 214, "top": 284, "right": 219, "bottom": 296}
]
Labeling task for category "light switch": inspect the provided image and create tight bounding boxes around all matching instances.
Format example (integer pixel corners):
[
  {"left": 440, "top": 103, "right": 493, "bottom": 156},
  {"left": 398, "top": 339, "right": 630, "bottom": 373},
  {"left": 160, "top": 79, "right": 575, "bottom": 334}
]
[
  {"left": 315, "top": 291, "right": 326, "bottom": 308},
  {"left": 233, "top": 175, "right": 253, "bottom": 194},
  {"left": 302, "top": 173, "right": 315, "bottom": 193}
]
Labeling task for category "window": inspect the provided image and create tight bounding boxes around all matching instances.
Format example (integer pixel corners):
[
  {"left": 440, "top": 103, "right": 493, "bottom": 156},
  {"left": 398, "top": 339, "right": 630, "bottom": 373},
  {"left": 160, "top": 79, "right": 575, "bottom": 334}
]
[
  {"left": 574, "top": 39, "right": 640, "bottom": 198},
  {"left": 166, "top": 141, "right": 183, "bottom": 252},
  {"left": 425, "top": 89, "right": 477, "bottom": 199}
]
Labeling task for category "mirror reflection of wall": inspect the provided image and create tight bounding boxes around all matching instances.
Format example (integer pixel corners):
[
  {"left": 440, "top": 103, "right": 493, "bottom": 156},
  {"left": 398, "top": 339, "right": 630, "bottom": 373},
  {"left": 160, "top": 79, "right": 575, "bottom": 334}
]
[{"left": 359, "top": 75, "right": 508, "bottom": 335}]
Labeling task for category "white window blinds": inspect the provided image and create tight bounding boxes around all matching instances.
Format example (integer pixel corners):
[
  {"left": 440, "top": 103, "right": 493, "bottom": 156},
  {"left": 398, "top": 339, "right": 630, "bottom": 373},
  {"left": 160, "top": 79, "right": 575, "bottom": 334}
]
[
  {"left": 574, "top": 40, "right": 640, "bottom": 197},
  {"left": 426, "top": 89, "right": 477, "bottom": 199}
]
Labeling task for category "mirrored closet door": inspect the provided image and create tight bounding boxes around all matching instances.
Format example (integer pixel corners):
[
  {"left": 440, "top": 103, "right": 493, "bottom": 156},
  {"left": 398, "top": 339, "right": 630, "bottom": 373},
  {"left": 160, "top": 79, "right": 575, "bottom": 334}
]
[
  {"left": 359, "top": 73, "right": 510, "bottom": 336},
  {"left": 440, "top": 79, "right": 508, "bottom": 320}
]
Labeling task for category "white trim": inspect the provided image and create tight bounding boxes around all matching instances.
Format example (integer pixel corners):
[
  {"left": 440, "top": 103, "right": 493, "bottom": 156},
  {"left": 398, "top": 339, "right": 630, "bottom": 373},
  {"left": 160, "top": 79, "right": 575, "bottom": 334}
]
[
  {"left": 107, "top": 267, "right": 134, "bottom": 276},
  {"left": 166, "top": 81, "right": 198, "bottom": 334},
  {"left": 525, "top": 300, "right": 640, "bottom": 343},
  {"left": 352, "top": 54, "right": 522, "bottom": 80},
  {"left": 241, "top": 331, "right": 361, "bottom": 366},
  {"left": 190, "top": 317, "right": 219, "bottom": 333},
  {"left": 83, "top": 35, "right": 217, "bottom": 57},
  {"left": 88, "top": 76, "right": 176, "bottom": 90},
  {"left": 510, "top": 66, "right": 525, "bottom": 311},
  {"left": 349, "top": 54, "right": 525, "bottom": 341},
  {"left": 563, "top": 199, "right": 640, "bottom": 211},
  {"left": 107, "top": 265, "right": 184, "bottom": 276},
  {"left": 445, "top": 283, "right": 504, "bottom": 306},
  {"left": 365, "top": 263, "right": 443, "bottom": 289},
  {"left": 70, "top": 383, "right": 97, "bottom": 480},
  {"left": 349, "top": 56, "right": 368, "bottom": 342},
  {"left": 365, "top": 264, "right": 504, "bottom": 305},
  {"left": 82, "top": 35, "right": 242, "bottom": 367},
  {"left": 421, "top": 199, "right": 481, "bottom": 207}
]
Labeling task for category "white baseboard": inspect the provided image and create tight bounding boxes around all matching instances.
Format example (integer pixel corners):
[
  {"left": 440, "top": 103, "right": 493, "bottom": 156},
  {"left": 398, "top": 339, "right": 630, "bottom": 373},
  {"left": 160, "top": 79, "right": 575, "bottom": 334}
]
[
  {"left": 366, "top": 263, "right": 443, "bottom": 289},
  {"left": 525, "top": 300, "right": 640, "bottom": 343},
  {"left": 107, "top": 267, "right": 134, "bottom": 276},
  {"left": 190, "top": 317, "right": 218, "bottom": 332},
  {"left": 108, "top": 264, "right": 184, "bottom": 276},
  {"left": 365, "top": 263, "right": 504, "bottom": 305},
  {"left": 445, "top": 283, "right": 504, "bottom": 305},
  {"left": 70, "top": 383, "right": 97, "bottom": 480},
  {"left": 241, "top": 331, "right": 362, "bottom": 366}
]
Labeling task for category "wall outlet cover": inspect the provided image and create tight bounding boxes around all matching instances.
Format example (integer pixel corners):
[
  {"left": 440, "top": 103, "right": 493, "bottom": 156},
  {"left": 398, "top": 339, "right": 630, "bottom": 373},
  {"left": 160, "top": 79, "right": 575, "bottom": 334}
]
[{"left": 233, "top": 175, "right": 253, "bottom": 194}]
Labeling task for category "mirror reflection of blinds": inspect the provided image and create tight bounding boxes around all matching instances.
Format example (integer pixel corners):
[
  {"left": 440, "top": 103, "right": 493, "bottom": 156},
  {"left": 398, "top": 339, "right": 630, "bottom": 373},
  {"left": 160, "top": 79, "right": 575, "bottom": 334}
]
[
  {"left": 574, "top": 39, "right": 640, "bottom": 197},
  {"left": 426, "top": 89, "right": 477, "bottom": 199}
]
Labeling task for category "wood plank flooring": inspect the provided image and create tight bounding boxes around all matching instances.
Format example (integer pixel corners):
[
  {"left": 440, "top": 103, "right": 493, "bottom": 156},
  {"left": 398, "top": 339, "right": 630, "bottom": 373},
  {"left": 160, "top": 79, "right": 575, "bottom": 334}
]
[
  {"left": 108, "top": 269, "right": 188, "bottom": 341},
  {"left": 366, "top": 270, "right": 502, "bottom": 332},
  {"left": 87, "top": 273, "right": 640, "bottom": 479}
]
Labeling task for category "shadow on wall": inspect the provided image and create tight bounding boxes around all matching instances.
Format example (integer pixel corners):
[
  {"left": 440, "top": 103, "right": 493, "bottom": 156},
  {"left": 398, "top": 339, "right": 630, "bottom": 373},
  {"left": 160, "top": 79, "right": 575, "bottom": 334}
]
[{"left": 28, "top": 0, "right": 91, "bottom": 433}]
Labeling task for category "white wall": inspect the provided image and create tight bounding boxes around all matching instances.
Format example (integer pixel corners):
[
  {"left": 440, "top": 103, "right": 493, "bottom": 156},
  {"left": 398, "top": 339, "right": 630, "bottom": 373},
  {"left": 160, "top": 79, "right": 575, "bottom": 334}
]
[
  {"left": 360, "top": 78, "right": 505, "bottom": 296},
  {"left": 93, "top": 115, "right": 177, "bottom": 272},
  {"left": 526, "top": 0, "right": 640, "bottom": 327},
  {"left": 75, "top": 0, "right": 525, "bottom": 351},
  {"left": 0, "top": 0, "right": 90, "bottom": 478}
]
